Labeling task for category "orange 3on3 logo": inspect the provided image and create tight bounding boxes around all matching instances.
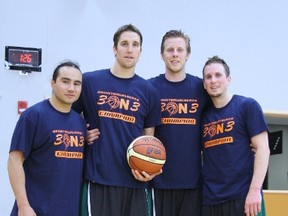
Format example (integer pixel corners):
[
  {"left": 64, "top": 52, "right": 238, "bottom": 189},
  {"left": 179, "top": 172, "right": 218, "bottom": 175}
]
[
  {"left": 160, "top": 99, "right": 199, "bottom": 125},
  {"left": 203, "top": 118, "right": 235, "bottom": 148},
  {"left": 53, "top": 130, "right": 85, "bottom": 159},
  {"left": 96, "top": 91, "right": 141, "bottom": 123},
  {"left": 97, "top": 92, "right": 141, "bottom": 112},
  {"left": 161, "top": 99, "right": 199, "bottom": 116}
]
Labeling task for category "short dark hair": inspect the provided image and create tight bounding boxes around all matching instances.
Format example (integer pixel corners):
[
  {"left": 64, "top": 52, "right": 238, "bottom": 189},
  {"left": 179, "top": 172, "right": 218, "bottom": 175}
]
[
  {"left": 160, "top": 30, "right": 191, "bottom": 54},
  {"left": 52, "top": 61, "right": 81, "bottom": 81},
  {"left": 113, "top": 24, "right": 143, "bottom": 47},
  {"left": 202, "top": 55, "right": 230, "bottom": 77}
]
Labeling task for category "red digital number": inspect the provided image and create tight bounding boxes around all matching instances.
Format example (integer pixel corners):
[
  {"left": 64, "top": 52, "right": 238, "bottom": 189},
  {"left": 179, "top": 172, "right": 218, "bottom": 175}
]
[{"left": 20, "top": 53, "right": 32, "bottom": 63}]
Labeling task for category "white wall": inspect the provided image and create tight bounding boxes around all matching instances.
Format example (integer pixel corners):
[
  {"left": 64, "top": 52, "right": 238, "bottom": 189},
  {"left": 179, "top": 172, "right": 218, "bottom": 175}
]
[{"left": 1, "top": 0, "right": 288, "bottom": 214}]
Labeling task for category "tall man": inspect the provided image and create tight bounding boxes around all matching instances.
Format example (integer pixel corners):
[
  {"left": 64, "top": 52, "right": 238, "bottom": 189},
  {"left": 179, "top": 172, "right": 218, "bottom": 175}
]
[
  {"left": 148, "top": 30, "right": 210, "bottom": 216},
  {"left": 73, "top": 24, "right": 162, "bottom": 216}
]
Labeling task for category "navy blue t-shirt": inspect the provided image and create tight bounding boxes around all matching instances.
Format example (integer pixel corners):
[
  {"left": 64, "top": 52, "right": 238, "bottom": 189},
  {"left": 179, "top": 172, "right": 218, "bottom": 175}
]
[
  {"left": 148, "top": 74, "right": 210, "bottom": 189},
  {"left": 9, "top": 99, "right": 86, "bottom": 216},
  {"left": 202, "top": 95, "right": 268, "bottom": 205},
  {"left": 73, "top": 69, "right": 161, "bottom": 189}
]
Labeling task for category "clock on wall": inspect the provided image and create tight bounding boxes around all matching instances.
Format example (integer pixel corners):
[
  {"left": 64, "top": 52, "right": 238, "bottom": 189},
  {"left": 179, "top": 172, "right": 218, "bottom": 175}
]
[{"left": 5, "top": 46, "right": 42, "bottom": 72}]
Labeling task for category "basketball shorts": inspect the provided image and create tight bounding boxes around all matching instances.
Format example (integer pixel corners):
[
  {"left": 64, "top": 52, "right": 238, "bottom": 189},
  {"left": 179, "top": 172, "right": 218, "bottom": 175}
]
[
  {"left": 89, "top": 182, "right": 149, "bottom": 216},
  {"left": 153, "top": 188, "right": 202, "bottom": 216}
]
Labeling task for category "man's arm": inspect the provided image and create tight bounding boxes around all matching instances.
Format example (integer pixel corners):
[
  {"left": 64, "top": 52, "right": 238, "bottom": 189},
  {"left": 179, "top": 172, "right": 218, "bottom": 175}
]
[
  {"left": 245, "top": 131, "right": 270, "bottom": 216},
  {"left": 143, "top": 127, "right": 155, "bottom": 136},
  {"left": 7, "top": 151, "right": 36, "bottom": 216}
]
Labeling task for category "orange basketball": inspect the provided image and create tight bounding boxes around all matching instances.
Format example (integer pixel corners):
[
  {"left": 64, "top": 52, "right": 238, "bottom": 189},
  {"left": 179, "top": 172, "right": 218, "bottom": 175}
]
[{"left": 126, "top": 135, "right": 166, "bottom": 175}]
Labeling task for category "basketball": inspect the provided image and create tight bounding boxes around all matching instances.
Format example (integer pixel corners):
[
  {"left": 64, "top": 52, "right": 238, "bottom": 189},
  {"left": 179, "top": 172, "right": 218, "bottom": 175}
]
[{"left": 126, "top": 135, "right": 166, "bottom": 175}]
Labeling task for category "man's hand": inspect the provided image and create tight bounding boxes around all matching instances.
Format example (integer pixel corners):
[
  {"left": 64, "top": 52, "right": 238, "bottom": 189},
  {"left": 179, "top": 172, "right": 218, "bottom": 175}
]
[
  {"left": 131, "top": 169, "right": 163, "bottom": 182},
  {"left": 86, "top": 124, "right": 100, "bottom": 144},
  {"left": 18, "top": 205, "right": 37, "bottom": 216},
  {"left": 244, "top": 187, "right": 262, "bottom": 216}
]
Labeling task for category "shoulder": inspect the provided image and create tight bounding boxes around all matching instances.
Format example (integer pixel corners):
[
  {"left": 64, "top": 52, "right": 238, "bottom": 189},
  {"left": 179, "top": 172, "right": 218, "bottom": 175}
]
[
  {"left": 147, "top": 74, "right": 165, "bottom": 88},
  {"left": 18, "top": 100, "right": 50, "bottom": 123},
  {"left": 22, "top": 100, "right": 49, "bottom": 115},
  {"left": 186, "top": 73, "right": 203, "bottom": 83},
  {"left": 70, "top": 110, "right": 86, "bottom": 124},
  {"left": 233, "top": 95, "right": 263, "bottom": 111},
  {"left": 70, "top": 108, "right": 84, "bottom": 118},
  {"left": 81, "top": 69, "right": 110, "bottom": 89},
  {"left": 134, "top": 75, "right": 160, "bottom": 95},
  {"left": 147, "top": 74, "right": 164, "bottom": 82},
  {"left": 135, "top": 74, "right": 154, "bottom": 86},
  {"left": 83, "top": 69, "right": 109, "bottom": 79},
  {"left": 234, "top": 95, "right": 260, "bottom": 105}
]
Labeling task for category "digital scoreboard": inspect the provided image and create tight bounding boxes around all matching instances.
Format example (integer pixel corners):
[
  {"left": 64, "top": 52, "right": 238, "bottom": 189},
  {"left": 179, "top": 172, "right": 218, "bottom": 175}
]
[{"left": 5, "top": 46, "right": 42, "bottom": 72}]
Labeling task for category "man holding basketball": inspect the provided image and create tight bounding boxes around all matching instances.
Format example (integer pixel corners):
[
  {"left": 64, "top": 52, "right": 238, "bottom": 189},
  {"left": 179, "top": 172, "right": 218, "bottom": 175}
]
[
  {"left": 148, "top": 30, "right": 210, "bottom": 216},
  {"left": 201, "top": 56, "right": 270, "bottom": 216},
  {"left": 73, "top": 24, "right": 162, "bottom": 216}
]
